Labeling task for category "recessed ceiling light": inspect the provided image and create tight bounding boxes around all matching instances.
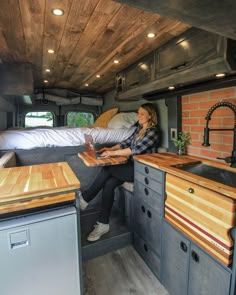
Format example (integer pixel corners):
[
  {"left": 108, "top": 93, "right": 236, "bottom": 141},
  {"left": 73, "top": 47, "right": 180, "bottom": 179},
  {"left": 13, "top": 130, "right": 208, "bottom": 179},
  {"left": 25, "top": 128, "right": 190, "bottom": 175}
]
[
  {"left": 48, "top": 49, "right": 55, "bottom": 54},
  {"left": 140, "top": 63, "right": 148, "bottom": 70},
  {"left": 45, "top": 69, "right": 51, "bottom": 72},
  {"left": 168, "top": 86, "right": 175, "bottom": 90},
  {"left": 215, "top": 73, "right": 226, "bottom": 78},
  {"left": 52, "top": 9, "right": 64, "bottom": 16},
  {"left": 147, "top": 32, "right": 156, "bottom": 38},
  {"left": 96, "top": 74, "right": 101, "bottom": 78},
  {"left": 85, "top": 83, "right": 89, "bottom": 87},
  {"left": 44, "top": 80, "right": 48, "bottom": 83},
  {"left": 114, "top": 60, "right": 119, "bottom": 64}
]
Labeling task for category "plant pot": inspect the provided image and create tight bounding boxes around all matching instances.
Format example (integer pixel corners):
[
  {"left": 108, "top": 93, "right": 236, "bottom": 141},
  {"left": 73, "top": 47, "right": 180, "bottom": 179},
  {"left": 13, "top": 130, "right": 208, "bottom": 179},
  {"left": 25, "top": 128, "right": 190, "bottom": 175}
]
[{"left": 177, "top": 146, "right": 186, "bottom": 155}]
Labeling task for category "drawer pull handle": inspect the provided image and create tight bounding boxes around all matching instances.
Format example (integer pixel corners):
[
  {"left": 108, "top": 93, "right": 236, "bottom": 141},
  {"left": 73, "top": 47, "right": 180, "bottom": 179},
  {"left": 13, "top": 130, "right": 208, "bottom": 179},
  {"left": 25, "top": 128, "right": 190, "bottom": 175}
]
[
  {"left": 141, "top": 205, "right": 146, "bottom": 213},
  {"left": 145, "top": 167, "right": 149, "bottom": 174},
  {"left": 180, "top": 241, "right": 188, "bottom": 252},
  {"left": 144, "top": 177, "right": 149, "bottom": 185},
  {"left": 144, "top": 188, "right": 149, "bottom": 195},
  {"left": 147, "top": 210, "right": 152, "bottom": 218},
  {"left": 144, "top": 243, "right": 148, "bottom": 252},
  {"left": 188, "top": 188, "right": 194, "bottom": 193},
  {"left": 191, "top": 250, "right": 200, "bottom": 263}
]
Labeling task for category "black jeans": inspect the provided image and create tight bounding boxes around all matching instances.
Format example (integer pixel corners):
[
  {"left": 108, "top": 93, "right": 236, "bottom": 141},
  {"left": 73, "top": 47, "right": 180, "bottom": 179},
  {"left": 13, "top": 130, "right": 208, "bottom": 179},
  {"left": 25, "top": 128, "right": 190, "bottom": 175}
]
[{"left": 82, "top": 160, "right": 134, "bottom": 224}]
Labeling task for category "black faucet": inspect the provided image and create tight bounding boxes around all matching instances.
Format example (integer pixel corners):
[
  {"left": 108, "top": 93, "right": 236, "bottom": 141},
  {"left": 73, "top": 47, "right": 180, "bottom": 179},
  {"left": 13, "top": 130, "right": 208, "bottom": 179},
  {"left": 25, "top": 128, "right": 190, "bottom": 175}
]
[{"left": 202, "top": 101, "right": 236, "bottom": 168}]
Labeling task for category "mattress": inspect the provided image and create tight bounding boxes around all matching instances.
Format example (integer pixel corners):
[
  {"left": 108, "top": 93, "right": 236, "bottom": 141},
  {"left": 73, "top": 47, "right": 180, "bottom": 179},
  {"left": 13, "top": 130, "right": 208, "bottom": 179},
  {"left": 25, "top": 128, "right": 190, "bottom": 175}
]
[{"left": 0, "top": 126, "right": 136, "bottom": 150}]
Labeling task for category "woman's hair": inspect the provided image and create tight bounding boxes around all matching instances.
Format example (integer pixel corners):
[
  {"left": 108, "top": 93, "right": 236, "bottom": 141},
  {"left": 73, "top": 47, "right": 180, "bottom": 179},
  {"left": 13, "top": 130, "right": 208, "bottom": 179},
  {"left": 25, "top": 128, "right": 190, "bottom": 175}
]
[{"left": 140, "top": 103, "right": 158, "bottom": 126}]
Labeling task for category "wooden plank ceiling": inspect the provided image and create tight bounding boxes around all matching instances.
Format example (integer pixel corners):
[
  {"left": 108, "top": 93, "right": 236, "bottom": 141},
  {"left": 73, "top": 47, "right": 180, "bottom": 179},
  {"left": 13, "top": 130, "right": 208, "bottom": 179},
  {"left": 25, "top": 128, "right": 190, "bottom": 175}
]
[{"left": 0, "top": 0, "right": 190, "bottom": 95}]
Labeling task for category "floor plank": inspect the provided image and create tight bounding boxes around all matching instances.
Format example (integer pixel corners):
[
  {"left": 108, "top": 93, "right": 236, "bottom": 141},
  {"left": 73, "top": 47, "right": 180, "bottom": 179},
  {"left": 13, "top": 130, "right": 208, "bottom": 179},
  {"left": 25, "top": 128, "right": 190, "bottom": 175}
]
[{"left": 83, "top": 245, "right": 169, "bottom": 295}]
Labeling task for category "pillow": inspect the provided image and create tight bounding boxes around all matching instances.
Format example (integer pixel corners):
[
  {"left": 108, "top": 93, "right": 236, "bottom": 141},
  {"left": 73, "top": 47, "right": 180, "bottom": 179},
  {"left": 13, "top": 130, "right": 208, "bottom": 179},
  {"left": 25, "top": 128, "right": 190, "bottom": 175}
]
[
  {"left": 108, "top": 112, "right": 138, "bottom": 129},
  {"left": 93, "top": 108, "right": 118, "bottom": 128}
]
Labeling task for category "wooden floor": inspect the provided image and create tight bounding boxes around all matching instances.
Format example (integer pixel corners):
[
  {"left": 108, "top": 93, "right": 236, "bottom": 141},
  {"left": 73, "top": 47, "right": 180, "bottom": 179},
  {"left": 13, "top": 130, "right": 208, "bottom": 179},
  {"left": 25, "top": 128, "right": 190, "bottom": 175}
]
[{"left": 82, "top": 245, "right": 169, "bottom": 295}]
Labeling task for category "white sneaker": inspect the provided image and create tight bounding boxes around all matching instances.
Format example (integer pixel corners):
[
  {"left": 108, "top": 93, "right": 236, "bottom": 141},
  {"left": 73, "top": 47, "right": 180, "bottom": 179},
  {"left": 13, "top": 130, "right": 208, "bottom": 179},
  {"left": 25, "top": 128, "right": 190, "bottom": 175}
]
[
  {"left": 87, "top": 222, "right": 110, "bottom": 242},
  {"left": 78, "top": 191, "right": 88, "bottom": 210}
]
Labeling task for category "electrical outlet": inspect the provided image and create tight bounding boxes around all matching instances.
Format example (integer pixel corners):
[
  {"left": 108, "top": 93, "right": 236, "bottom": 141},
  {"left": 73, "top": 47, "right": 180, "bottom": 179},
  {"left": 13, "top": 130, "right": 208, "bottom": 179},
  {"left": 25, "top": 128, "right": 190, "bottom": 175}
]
[{"left": 170, "top": 128, "right": 177, "bottom": 140}]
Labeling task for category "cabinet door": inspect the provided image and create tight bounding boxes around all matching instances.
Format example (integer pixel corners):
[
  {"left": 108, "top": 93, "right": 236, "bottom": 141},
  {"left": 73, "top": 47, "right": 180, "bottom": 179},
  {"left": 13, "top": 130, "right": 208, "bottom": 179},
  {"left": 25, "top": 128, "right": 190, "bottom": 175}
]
[
  {"left": 125, "top": 53, "right": 154, "bottom": 90},
  {"left": 156, "top": 28, "right": 219, "bottom": 78},
  {"left": 189, "top": 244, "right": 231, "bottom": 295},
  {"left": 133, "top": 197, "right": 161, "bottom": 256},
  {"left": 135, "top": 180, "right": 162, "bottom": 216},
  {"left": 133, "top": 233, "right": 161, "bottom": 279},
  {"left": 161, "top": 221, "right": 189, "bottom": 295}
]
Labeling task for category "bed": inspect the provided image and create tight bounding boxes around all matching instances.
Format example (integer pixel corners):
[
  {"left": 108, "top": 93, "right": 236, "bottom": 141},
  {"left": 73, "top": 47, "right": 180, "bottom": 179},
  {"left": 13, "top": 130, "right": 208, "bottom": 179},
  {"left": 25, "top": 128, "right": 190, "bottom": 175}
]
[
  {"left": 0, "top": 109, "right": 138, "bottom": 150},
  {"left": 0, "top": 126, "right": 136, "bottom": 150}
]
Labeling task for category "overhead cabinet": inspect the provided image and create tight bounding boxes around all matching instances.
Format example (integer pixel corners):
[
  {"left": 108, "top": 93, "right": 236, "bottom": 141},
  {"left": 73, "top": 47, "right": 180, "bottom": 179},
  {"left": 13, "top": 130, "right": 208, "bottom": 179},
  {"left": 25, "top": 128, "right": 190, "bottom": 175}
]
[
  {"left": 116, "top": 53, "right": 154, "bottom": 95},
  {"left": 116, "top": 27, "right": 236, "bottom": 100},
  {"left": 156, "top": 28, "right": 223, "bottom": 78},
  {"left": 124, "top": 53, "right": 154, "bottom": 90},
  {"left": 155, "top": 27, "right": 236, "bottom": 84}
]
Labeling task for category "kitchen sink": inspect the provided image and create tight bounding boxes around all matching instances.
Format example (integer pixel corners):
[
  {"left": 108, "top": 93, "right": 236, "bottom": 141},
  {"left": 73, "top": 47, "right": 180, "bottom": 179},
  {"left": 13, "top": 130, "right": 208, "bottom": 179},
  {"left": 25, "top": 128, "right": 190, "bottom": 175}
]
[{"left": 172, "top": 161, "right": 236, "bottom": 188}]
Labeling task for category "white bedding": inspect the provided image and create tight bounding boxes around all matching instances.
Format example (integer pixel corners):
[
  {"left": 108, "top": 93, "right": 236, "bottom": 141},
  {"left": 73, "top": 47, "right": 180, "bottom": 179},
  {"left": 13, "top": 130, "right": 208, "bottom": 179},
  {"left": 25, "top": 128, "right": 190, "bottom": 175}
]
[{"left": 0, "top": 127, "right": 136, "bottom": 150}]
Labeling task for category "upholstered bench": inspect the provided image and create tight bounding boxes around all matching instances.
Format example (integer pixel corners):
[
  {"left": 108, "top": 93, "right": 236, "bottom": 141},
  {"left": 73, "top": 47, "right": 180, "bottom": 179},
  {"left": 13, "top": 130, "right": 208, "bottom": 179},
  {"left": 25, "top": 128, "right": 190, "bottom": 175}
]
[{"left": 0, "top": 152, "right": 16, "bottom": 168}]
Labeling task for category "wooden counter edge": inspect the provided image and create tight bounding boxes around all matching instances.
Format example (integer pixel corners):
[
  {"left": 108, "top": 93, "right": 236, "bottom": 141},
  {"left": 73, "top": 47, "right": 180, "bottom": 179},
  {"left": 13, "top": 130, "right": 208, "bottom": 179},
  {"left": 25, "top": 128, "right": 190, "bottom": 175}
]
[{"left": 133, "top": 153, "right": 236, "bottom": 199}]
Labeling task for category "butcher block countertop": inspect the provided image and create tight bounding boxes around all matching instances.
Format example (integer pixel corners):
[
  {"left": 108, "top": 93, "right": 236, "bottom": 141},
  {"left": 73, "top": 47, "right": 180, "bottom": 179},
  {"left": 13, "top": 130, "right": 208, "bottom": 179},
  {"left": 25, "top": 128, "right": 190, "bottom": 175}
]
[
  {"left": 133, "top": 153, "right": 236, "bottom": 199},
  {"left": 0, "top": 162, "right": 80, "bottom": 214}
]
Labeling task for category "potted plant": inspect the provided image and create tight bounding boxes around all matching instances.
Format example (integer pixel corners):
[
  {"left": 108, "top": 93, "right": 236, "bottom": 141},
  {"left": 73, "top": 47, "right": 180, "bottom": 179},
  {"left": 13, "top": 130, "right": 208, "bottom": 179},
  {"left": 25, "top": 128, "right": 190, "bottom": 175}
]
[{"left": 172, "top": 131, "right": 191, "bottom": 155}]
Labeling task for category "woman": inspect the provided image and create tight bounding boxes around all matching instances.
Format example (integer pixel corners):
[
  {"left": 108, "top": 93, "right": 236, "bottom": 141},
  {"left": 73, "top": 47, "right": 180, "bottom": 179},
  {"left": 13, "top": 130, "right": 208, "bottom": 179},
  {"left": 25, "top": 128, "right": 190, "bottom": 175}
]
[{"left": 80, "top": 103, "right": 160, "bottom": 242}]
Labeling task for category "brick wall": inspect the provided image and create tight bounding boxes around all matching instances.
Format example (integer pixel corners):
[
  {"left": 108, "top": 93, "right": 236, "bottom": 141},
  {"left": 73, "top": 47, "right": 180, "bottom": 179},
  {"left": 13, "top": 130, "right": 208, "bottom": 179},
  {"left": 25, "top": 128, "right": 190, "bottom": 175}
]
[{"left": 182, "top": 86, "right": 236, "bottom": 163}]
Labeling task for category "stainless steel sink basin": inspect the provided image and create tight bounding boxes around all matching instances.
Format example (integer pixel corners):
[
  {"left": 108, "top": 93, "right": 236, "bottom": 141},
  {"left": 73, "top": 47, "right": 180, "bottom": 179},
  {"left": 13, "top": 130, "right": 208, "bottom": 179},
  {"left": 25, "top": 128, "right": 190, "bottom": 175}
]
[{"left": 172, "top": 161, "right": 236, "bottom": 188}]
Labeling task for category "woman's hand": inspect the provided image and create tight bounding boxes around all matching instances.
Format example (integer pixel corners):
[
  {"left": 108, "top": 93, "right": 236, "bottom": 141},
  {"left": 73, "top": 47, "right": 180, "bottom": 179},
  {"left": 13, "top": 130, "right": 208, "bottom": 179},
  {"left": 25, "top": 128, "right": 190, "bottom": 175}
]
[
  {"left": 97, "top": 147, "right": 110, "bottom": 153},
  {"left": 100, "top": 150, "right": 114, "bottom": 157},
  {"left": 100, "top": 147, "right": 131, "bottom": 157},
  {"left": 97, "top": 144, "right": 120, "bottom": 153}
]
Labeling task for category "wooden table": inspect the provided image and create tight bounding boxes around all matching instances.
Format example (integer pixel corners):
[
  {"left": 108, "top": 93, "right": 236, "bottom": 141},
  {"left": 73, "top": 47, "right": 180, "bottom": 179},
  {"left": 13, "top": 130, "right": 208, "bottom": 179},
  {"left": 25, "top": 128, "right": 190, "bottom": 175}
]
[
  {"left": 78, "top": 151, "right": 128, "bottom": 167},
  {"left": 0, "top": 162, "right": 80, "bottom": 215}
]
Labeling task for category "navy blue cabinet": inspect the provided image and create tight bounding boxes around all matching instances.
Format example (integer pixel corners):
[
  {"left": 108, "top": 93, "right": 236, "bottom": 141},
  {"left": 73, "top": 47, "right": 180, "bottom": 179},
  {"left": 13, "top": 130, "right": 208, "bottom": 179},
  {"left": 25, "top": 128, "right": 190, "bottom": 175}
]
[
  {"left": 133, "top": 161, "right": 165, "bottom": 279},
  {"left": 162, "top": 220, "right": 231, "bottom": 295}
]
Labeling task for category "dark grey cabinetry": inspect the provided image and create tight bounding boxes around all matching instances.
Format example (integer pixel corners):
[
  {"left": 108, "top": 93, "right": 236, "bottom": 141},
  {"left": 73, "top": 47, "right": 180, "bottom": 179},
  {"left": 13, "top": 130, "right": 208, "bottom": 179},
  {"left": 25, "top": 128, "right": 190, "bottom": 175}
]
[
  {"left": 124, "top": 53, "right": 154, "bottom": 90},
  {"left": 162, "top": 220, "right": 231, "bottom": 295},
  {"left": 132, "top": 161, "right": 165, "bottom": 279},
  {"left": 156, "top": 28, "right": 221, "bottom": 79},
  {"left": 115, "top": 53, "right": 154, "bottom": 94},
  {"left": 116, "top": 27, "right": 236, "bottom": 101}
]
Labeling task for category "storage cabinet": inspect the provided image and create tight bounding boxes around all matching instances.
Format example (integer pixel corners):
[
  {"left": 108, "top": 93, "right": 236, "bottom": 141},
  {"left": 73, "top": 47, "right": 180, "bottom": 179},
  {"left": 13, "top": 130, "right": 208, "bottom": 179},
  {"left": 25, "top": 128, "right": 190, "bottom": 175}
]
[
  {"left": 156, "top": 28, "right": 221, "bottom": 79},
  {"left": 162, "top": 220, "right": 231, "bottom": 295},
  {"left": 116, "top": 53, "right": 154, "bottom": 93},
  {"left": 125, "top": 53, "right": 154, "bottom": 90},
  {"left": 115, "top": 27, "right": 236, "bottom": 101},
  {"left": 131, "top": 156, "right": 236, "bottom": 295},
  {"left": 165, "top": 173, "right": 236, "bottom": 266},
  {"left": 132, "top": 161, "right": 165, "bottom": 279}
]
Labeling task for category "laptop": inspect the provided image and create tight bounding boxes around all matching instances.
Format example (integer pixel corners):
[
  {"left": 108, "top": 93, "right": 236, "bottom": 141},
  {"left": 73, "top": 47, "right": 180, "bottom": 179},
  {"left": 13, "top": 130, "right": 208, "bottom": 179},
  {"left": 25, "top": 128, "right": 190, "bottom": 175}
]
[{"left": 84, "top": 134, "right": 107, "bottom": 159}]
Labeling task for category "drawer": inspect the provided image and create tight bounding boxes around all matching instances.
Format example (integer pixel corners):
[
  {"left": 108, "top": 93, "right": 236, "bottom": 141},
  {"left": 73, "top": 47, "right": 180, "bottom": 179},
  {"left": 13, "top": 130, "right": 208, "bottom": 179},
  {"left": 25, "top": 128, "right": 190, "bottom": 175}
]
[
  {"left": 133, "top": 198, "right": 161, "bottom": 255},
  {"left": 135, "top": 181, "right": 163, "bottom": 215},
  {"left": 165, "top": 173, "right": 236, "bottom": 266},
  {"left": 135, "top": 172, "right": 163, "bottom": 195},
  {"left": 133, "top": 233, "right": 160, "bottom": 279},
  {"left": 135, "top": 161, "right": 164, "bottom": 183}
]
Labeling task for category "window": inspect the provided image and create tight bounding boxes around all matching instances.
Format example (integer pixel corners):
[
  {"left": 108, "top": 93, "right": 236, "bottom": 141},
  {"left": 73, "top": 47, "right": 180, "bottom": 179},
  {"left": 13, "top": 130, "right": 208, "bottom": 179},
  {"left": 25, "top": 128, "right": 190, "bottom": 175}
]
[
  {"left": 66, "top": 112, "right": 95, "bottom": 127},
  {"left": 25, "top": 112, "right": 54, "bottom": 127}
]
